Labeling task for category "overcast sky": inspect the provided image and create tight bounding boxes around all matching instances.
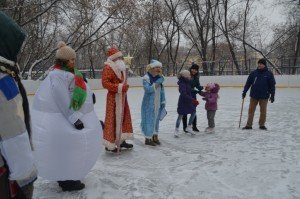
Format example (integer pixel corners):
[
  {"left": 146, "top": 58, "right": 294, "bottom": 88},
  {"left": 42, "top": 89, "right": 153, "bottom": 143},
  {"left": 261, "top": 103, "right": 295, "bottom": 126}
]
[
  {"left": 254, "top": 0, "right": 287, "bottom": 24},
  {"left": 251, "top": 0, "right": 288, "bottom": 44}
]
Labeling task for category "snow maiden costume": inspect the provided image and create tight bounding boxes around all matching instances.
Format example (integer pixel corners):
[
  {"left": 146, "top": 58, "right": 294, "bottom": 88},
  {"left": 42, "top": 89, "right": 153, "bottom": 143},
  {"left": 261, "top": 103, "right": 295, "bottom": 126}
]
[
  {"left": 0, "top": 11, "right": 37, "bottom": 199},
  {"left": 141, "top": 60, "right": 166, "bottom": 146},
  {"left": 31, "top": 42, "right": 102, "bottom": 191},
  {"left": 102, "top": 47, "right": 133, "bottom": 152}
]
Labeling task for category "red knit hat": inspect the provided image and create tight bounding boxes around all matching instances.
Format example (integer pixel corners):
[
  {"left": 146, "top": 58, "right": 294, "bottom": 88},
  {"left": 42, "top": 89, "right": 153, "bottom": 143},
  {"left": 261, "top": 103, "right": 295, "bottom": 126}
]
[{"left": 106, "top": 47, "right": 123, "bottom": 60}]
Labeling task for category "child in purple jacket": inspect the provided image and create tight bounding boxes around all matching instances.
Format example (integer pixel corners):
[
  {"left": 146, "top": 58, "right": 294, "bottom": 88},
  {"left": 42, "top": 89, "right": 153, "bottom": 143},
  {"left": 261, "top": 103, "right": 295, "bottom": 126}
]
[
  {"left": 174, "top": 70, "right": 199, "bottom": 137},
  {"left": 200, "top": 83, "right": 220, "bottom": 133}
]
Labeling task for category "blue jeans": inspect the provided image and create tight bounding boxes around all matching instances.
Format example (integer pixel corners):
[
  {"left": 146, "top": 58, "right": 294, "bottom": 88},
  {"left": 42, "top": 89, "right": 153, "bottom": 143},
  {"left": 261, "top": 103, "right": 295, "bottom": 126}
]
[{"left": 176, "top": 112, "right": 196, "bottom": 129}]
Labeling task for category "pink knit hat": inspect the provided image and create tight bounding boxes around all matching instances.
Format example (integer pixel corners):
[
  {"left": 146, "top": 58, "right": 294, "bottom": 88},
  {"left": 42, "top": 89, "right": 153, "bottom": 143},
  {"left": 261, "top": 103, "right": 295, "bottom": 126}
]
[{"left": 206, "top": 83, "right": 215, "bottom": 89}]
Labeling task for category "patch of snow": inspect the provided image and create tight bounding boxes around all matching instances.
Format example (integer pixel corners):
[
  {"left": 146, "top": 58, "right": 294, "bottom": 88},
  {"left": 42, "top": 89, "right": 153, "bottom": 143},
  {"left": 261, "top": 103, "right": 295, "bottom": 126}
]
[{"left": 30, "top": 87, "right": 300, "bottom": 199}]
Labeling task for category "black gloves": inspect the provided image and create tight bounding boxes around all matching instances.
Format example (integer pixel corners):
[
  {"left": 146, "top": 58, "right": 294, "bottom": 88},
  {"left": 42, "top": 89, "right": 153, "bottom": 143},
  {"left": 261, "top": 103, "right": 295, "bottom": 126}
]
[
  {"left": 92, "top": 93, "right": 96, "bottom": 104},
  {"left": 74, "top": 119, "right": 84, "bottom": 130},
  {"left": 100, "top": 120, "right": 105, "bottom": 130},
  {"left": 83, "top": 77, "right": 88, "bottom": 83},
  {"left": 269, "top": 95, "right": 274, "bottom": 103},
  {"left": 197, "top": 86, "right": 204, "bottom": 95},
  {"left": 242, "top": 92, "right": 246, "bottom": 99},
  {"left": 202, "top": 97, "right": 208, "bottom": 101}
]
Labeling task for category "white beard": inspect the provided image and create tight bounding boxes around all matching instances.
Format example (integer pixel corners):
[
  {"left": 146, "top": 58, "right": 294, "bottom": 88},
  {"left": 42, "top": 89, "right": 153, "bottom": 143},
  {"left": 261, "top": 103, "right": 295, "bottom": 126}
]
[{"left": 115, "top": 60, "right": 126, "bottom": 71}]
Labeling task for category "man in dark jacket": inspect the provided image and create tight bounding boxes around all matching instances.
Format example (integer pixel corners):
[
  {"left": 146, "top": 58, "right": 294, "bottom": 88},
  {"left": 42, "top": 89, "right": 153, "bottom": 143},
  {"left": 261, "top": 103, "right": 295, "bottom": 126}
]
[
  {"left": 242, "top": 58, "right": 276, "bottom": 130},
  {"left": 182, "top": 63, "right": 203, "bottom": 132}
]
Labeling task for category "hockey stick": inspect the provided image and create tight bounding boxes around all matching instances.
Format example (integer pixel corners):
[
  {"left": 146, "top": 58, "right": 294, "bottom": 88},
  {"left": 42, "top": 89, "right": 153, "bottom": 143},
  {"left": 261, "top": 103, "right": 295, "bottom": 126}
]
[{"left": 239, "top": 98, "right": 245, "bottom": 128}]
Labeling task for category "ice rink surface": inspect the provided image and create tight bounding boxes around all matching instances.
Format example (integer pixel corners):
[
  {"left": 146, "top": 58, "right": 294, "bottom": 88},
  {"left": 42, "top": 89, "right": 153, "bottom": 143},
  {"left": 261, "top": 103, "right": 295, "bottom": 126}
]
[{"left": 30, "top": 87, "right": 300, "bottom": 199}]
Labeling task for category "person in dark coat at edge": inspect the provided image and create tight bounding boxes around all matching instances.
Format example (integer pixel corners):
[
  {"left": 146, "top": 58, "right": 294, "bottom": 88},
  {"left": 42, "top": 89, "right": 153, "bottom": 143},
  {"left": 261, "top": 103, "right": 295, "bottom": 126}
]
[
  {"left": 0, "top": 11, "right": 37, "bottom": 199},
  {"left": 182, "top": 63, "right": 203, "bottom": 132},
  {"left": 174, "top": 70, "right": 199, "bottom": 137},
  {"left": 242, "top": 58, "right": 276, "bottom": 130}
]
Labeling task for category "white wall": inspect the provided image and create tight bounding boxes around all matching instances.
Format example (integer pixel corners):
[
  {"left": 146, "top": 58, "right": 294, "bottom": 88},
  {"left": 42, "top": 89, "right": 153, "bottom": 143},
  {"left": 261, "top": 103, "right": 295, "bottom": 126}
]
[{"left": 23, "top": 75, "right": 300, "bottom": 95}]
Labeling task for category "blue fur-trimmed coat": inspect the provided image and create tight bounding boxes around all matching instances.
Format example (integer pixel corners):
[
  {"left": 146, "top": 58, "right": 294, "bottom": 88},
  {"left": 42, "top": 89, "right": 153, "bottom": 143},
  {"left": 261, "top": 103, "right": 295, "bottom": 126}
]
[{"left": 141, "top": 74, "right": 166, "bottom": 138}]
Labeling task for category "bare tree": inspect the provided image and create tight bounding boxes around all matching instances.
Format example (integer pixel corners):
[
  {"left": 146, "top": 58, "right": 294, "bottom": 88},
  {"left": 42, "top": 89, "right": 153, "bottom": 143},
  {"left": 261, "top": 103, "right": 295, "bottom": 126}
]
[
  {"left": 1, "top": 0, "right": 135, "bottom": 79},
  {"left": 242, "top": 0, "right": 251, "bottom": 72},
  {"left": 217, "top": 0, "right": 242, "bottom": 74},
  {"left": 182, "top": 0, "right": 214, "bottom": 75},
  {"left": 1, "top": 0, "right": 295, "bottom": 78}
]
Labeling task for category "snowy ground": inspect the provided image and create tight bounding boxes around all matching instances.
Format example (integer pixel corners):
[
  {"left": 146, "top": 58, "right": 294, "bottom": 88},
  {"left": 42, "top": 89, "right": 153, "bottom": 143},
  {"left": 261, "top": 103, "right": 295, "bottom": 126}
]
[{"left": 30, "top": 87, "right": 300, "bottom": 199}]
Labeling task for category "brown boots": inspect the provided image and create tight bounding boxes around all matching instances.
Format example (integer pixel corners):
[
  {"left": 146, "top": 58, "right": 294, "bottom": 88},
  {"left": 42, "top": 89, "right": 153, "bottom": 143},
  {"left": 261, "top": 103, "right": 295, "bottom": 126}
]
[
  {"left": 145, "top": 138, "right": 156, "bottom": 146},
  {"left": 145, "top": 135, "right": 161, "bottom": 146},
  {"left": 152, "top": 134, "right": 160, "bottom": 145}
]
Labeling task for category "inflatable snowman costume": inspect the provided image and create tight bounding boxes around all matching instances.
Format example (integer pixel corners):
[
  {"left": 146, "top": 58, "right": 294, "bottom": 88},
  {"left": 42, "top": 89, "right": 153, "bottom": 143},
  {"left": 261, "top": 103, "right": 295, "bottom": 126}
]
[{"left": 31, "top": 42, "right": 102, "bottom": 183}]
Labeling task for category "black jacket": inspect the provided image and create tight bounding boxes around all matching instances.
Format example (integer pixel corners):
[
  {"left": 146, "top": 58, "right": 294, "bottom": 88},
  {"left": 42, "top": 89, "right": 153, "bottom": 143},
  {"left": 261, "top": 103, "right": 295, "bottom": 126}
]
[{"left": 190, "top": 72, "right": 203, "bottom": 99}]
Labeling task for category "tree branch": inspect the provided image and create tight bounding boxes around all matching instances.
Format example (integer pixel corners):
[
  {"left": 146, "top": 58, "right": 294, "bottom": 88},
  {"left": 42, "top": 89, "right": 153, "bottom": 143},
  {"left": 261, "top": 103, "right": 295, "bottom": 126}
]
[{"left": 20, "top": 0, "right": 60, "bottom": 26}]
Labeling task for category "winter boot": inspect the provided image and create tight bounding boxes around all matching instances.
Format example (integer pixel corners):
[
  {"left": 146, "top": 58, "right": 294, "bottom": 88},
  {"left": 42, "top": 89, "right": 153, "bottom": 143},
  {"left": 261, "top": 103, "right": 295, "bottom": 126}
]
[
  {"left": 120, "top": 141, "right": 133, "bottom": 149},
  {"left": 182, "top": 115, "right": 188, "bottom": 132},
  {"left": 205, "top": 127, "right": 215, "bottom": 133},
  {"left": 192, "top": 116, "right": 199, "bottom": 132},
  {"left": 242, "top": 126, "right": 252, "bottom": 130},
  {"left": 152, "top": 134, "right": 161, "bottom": 145},
  {"left": 58, "top": 180, "right": 85, "bottom": 191},
  {"left": 186, "top": 125, "right": 196, "bottom": 135},
  {"left": 259, "top": 126, "right": 268, "bottom": 130},
  {"left": 145, "top": 138, "right": 156, "bottom": 146},
  {"left": 174, "top": 128, "right": 179, "bottom": 138},
  {"left": 105, "top": 147, "right": 118, "bottom": 153}
]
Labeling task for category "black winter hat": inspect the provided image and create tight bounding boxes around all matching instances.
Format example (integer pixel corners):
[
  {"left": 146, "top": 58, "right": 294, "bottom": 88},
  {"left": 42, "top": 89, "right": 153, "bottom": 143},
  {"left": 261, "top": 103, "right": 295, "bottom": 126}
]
[
  {"left": 258, "top": 58, "right": 267, "bottom": 66},
  {"left": 190, "top": 63, "right": 199, "bottom": 70}
]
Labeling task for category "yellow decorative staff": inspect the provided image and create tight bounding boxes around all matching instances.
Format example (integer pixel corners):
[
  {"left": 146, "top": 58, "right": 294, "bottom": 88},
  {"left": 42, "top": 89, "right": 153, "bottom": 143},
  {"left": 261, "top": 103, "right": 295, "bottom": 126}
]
[{"left": 124, "top": 53, "right": 133, "bottom": 67}]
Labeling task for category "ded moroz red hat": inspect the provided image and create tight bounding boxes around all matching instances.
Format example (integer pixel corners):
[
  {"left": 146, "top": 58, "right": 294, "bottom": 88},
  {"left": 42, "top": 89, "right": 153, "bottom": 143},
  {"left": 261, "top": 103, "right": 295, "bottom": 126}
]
[{"left": 106, "top": 47, "right": 123, "bottom": 61}]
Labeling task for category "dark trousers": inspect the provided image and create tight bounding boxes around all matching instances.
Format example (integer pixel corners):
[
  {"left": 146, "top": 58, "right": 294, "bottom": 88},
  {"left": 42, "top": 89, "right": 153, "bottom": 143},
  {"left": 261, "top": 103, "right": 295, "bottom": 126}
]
[
  {"left": 207, "top": 110, "right": 216, "bottom": 128},
  {"left": 0, "top": 167, "right": 9, "bottom": 199},
  {"left": 182, "top": 115, "right": 197, "bottom": 130}
]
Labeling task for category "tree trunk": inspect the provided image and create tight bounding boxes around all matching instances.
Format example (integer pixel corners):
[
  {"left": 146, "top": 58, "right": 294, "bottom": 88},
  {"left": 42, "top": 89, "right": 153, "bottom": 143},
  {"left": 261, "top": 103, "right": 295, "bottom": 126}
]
[
  {"left": 222, "top": 0, "right": 241, "bottom": 74},
  {"left": 89, "top": 57, "right": 95, "bottom": 79},
  {"left": 148, "top": 1, "right": 156, "bottom": 63},
  {"left": 202, "top": 58, "right": 209, "bottom": 76},
  {"left": 243, "top": 0, "right": 250, "bottom": 75},
  {"left": 293, "top": 27, "right": 300, "bottom": 74}
]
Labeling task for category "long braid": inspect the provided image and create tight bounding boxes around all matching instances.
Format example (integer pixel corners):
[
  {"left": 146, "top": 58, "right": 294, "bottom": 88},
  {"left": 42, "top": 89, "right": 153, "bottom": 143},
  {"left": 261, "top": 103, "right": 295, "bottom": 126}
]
[{"left": 16, "top": 76, "right": 31, "bottom": 137}]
